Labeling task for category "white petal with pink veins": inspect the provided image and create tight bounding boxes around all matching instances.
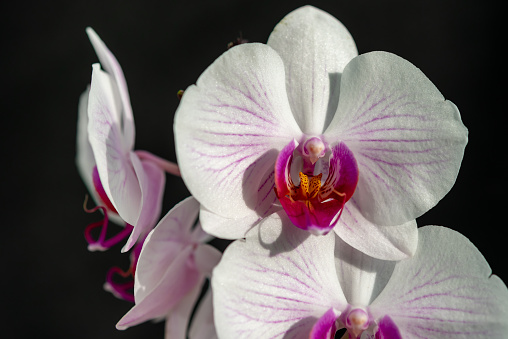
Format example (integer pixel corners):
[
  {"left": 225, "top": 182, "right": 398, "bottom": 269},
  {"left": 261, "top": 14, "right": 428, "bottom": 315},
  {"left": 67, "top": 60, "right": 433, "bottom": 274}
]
[
  {"left": 87, "top": 64, "right": 141, "bottom": 226},
  {"left": 212, "top": 212, "right": 347, "bottom": 339},
  {"left": 369, "top": 226, "right": 508, "bottom": 338},
  {"left": 86, "top": 27, "right": 135, "bottom": 149},
  {"left": 133, "top": 197, "right": 199, "bottom": 299},
  {"left": 334, "top": 198, "right": 418, "bottom": 260},
  {"left": 334, "top": 235, "right": 396, "bottom": 307},
  {"left": 175, "top": 43, "right": 301, "bottom": 222},
  {"left": 188, "top": 288, "right": 218, "bottom": 339},
  {"left": 122, "top": 155, "right": 165, "bottom": 252},
  {"left": 325, "top": 51, "right": 468, "bottom": 226},
  {"left": 267, "top": 5, "right": 358, "bottom": 135}
]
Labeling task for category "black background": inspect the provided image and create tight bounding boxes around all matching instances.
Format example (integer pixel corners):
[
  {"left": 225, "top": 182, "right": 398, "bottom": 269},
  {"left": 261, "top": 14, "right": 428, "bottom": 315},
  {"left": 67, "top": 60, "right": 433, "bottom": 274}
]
[{"left": 1, "top": 0, "right": 505, "bottom": 338}]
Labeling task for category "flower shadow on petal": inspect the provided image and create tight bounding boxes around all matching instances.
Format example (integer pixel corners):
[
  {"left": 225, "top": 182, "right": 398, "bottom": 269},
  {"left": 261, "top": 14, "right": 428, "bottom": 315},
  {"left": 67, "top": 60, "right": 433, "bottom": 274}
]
[
  {"left": 241, "top": 148, "right": 283, "bottom": 222},
  {"left": 257, "top": 211, "right": 311, "bottom": 257},
  {"left": 323, "top": 72, "right": 342, "bottom": 133}
]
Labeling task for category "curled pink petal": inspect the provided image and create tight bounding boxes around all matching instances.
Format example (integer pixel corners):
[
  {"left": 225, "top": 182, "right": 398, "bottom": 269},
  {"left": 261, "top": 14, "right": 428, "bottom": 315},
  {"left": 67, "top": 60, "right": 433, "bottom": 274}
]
[
  {"left": 310, "top": 308, "right": 341, "bottom": 339},
  {"left": 375, "top": 315, "right": 401, "bottom": 339}
]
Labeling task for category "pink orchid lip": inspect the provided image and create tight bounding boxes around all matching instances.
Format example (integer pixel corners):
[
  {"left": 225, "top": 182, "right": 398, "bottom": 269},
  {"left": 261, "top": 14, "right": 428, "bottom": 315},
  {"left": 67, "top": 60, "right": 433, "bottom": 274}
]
[
  {"left": 310, "top": 307, "right": 341, "bottom": 339},
  {"left": 274, "top": 139, "right": 359, "bottom": 234},
  {"left": 374, "top": 315, "right": 402, "bottom": 339}
]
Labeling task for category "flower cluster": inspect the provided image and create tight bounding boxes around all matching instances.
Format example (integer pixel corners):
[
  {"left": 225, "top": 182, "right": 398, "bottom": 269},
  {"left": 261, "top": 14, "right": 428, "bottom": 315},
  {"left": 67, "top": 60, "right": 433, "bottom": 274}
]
[{"left": 76, "top": 6, "right": 508, "bottom": 339}]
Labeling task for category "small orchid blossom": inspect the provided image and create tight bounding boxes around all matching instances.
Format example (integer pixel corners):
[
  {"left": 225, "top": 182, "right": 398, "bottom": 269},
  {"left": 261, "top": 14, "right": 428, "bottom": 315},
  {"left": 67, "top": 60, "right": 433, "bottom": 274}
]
[
  {"left": 174, "top": 6, "right": 467, "bottom": 259},
  {"left": 212, "top": 213, "right": 508, "bottom": 339},
  {"left": 79, "top": 27, "right": 180, "bottom": 252},
  {"left": 116, "top": 197, "right": 221, "bottom": 339}
]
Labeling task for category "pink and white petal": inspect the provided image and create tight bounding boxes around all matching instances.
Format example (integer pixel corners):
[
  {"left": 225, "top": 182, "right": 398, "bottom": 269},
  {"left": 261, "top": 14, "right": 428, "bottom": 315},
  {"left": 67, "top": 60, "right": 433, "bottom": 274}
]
[
  {"left": 88, "top": 64, "right": 142, "bottom": 226},
  {"left": 334, "top": 235, "right": 396, "bottom": 307},
  {"left": 369, "top": 226, "right": 508, "bottom": 338},
  {"left": 374, "top": 316, "right": 402, "bottom": 339},
  {"left": 194, "top": 244, "right": 222, "bottom": 276},
  {"left": 267, "top": 5, "right": 358, "bottom": 135},
  {"left": 117, "top": 246, "right": 200, "bottom": 330},
  {"left": 191, "top": 221, "right": 214, "bottom": 244},
  {"left": 134, "top": 197, "right": 200, "bottom": 299},
  {"left": 76, "top": 88, "right": 96, "bottom": 198},
  {"left": 278, "top": 196, "right": 343, "bottom": 235},
  {"left": 322, "top": 142, "right": 359, "bottom": 201},
  {"left": 325, "top": 51, "right": 468, "bottom": 226},
  {"left": 309, "top": 307, "right": 341, "bottom": 339},
  {"left": 122, "top": 156, "right": 165, "bottom": 252},
  {"left": 212, "top": 212, "right": 347, "bottom": 339},
  {"left": 335, "top": 198, "right": 418, "bottom": 261},
  {"left": 274, "top": 139, "right": 299, "bottom": 198},
  {"left": 199, "top": 204, "right": 281, "bottom": 240},
  {"left": 86, "top": 27, "right": 135, "bottom": 149},
  {"left": 164, "top": 278, "right": 204, "bottom": 339},
  {"left": 188, "top": 288, "right": 218, "bottom": 339},
  {"left": 174, "top": 43, "right": 302, "bottom": 222}
]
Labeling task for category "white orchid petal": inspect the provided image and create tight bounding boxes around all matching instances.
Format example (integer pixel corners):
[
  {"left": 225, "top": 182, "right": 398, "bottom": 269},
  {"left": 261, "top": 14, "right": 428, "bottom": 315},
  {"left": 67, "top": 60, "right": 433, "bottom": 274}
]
[
  {"left": 191, "top": 221, "right": 214, "bottom": 244},
  {"left": 189, "top": 288, "right": 218, "bottom": 339},
  {"left": 267, "top": 5, "right": 358, "bottom": 134},
  {"left": 370, "top": 226, "right": 508, "bottom": 338},
  {"left": 76, "top": 88, "right": 95, "bottom": 198},
  {"left": 122, "top": 157, "right": 165, "bottom": 252},
  {"left": 334, "top": 235, "right": 396, "bottom": 307},
  {"left": 77, "top": 87, "right": 125, "bottom": 225},
  {"left": 86, "top": 27, "right": 135, "bottom": 148},
  {"left": 325, "top": 51, "right": 468, "bottom": 226},
  {"left": 134, "top": 197, "right": 199, "bottom": 299},
  {"left": 335, "top": 198, "right": 418, "bottom": 260},
  {"left": 199, "top": 201, "right": 282, "bottom": 240},
  {"left": 212, "top": 212, "right": 347, "bottom": 339},
  {"left": 175, "top": 43, "right": 301, "bottom": 222},
  {"left": 194, "top": 244, "right": 222, "bottom": 276},
  {"left": 88, "top": 64, "right": 141, "bottom": 226},
  {"left": 116, "top": 246, "right": 199, "bottom": 330},
  {"left": 164, "top": 280, "right": 204, "bottom": 339}
]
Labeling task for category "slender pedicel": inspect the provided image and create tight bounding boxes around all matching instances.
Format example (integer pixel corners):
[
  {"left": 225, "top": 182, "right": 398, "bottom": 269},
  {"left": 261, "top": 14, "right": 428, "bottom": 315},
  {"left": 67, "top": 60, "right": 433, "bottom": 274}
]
[{"left": 135, "top": 150, "right": 181, "bottom": 176}]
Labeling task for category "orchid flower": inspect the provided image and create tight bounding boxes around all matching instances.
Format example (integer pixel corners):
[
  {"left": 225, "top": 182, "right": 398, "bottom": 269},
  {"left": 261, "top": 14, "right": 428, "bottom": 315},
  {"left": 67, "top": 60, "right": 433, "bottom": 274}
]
[
  {"left": 78, "top": 27, "right": 180, "bottom": 253},
  {"left": 173, "top": 6, "right": 467, "bottom": 259},
  {"left": 116, "top": 197, "right": 221, "bottom": 339},
  {"left": 212, "top": 213, "right": 508, "bottom": 338}
]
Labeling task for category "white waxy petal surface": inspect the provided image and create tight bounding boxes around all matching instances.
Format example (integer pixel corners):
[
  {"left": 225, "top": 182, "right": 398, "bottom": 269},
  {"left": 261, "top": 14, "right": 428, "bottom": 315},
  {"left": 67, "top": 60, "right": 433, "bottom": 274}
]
[
  {"left": 334, "top": 235, "right": 396, "bottom": 307},
  {"left": 175, "top": 43, "right": 301, "bottom": 224},
  {"left": 369, "top": 226, "right": 508, "bottom": 338},
  {"left": 212, "top": 212, "right": 347, "bottom": 339},
  {"left": 134, "top": 197, "right": 199, "bottom": 300},
  {"left": 325, "top": 51, "right": 468, "bottom": 226},
  {"left": 86, "top": 27, "right": 135, "bottom": 149},
  {"left": 335, "top": 198, "right": 418, "bottom": 260},
  {"left": 122, "top": 156, "right": 165, "bottom": 252},
  {"left": 164, "top": 282, "right": 203, "bottom": 339},
  {"left": 88, "top": 65, "right": 142, "bottom": 226},
  {"left": 188, "top": 288, "right": 217, "bottom": 339},
  {"left": 76, "top": 87, "right": 125, "bottom": 225},
  {"left": 267, "top": 5, "right": 358, "bottom": 135}
]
